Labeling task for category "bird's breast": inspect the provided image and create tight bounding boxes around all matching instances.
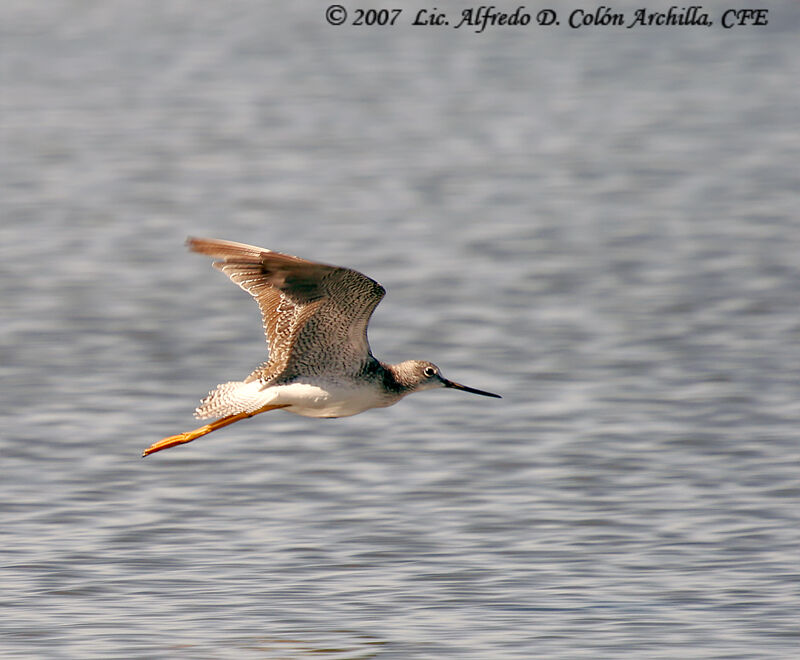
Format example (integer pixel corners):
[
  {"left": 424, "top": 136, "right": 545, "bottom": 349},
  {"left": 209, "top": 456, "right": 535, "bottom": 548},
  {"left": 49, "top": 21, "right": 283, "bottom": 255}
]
[{"left": 269, "top": 380, "right": 398, "bottom": 418}]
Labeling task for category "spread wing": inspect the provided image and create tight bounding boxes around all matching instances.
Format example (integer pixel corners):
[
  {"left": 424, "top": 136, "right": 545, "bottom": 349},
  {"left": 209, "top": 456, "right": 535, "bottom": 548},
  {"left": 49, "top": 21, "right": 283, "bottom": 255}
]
[{"left": 187, "top": 237, "right": 386, "bottom": 381}]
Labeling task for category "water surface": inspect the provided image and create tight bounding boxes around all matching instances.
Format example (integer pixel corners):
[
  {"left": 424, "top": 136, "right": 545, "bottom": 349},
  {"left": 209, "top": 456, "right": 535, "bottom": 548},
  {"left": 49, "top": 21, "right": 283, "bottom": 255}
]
[{"left": 2, "top": 2, "right": 800, "bottom": 657}]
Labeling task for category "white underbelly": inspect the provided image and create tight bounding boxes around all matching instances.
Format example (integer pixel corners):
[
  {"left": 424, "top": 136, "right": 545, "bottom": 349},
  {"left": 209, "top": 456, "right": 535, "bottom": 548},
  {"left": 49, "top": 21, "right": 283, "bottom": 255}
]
[{"left": 270, "top": 381, "right": 391, "bottom": 418}]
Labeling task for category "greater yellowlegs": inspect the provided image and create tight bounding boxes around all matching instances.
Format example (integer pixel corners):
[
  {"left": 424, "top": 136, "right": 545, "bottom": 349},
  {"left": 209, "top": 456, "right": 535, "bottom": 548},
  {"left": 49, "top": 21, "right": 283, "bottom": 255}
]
[{"left": 142, "top": 238, "right": 500, "bottom": 457}]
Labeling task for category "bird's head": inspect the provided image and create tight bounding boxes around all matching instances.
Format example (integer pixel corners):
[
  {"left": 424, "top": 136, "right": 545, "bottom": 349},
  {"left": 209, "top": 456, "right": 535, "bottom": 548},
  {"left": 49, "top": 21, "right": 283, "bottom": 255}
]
[{"left": 393, "top": 360, "right": 501, "bottom": 398}]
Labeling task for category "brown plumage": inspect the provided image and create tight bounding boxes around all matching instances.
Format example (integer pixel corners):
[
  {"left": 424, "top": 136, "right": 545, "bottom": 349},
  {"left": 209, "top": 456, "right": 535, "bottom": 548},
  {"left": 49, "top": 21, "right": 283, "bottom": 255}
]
[
  {"left": 142, "top": 238, "right": 499, "bottom": 457},
  {"left": 188, "top": 237, "right": 387, "bottom": 418}
]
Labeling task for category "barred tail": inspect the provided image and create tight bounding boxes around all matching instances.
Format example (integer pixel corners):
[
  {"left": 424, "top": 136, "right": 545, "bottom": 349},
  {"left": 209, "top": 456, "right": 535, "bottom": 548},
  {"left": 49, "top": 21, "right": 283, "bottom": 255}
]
[{"left": 194, "top": 380, "right": 277, "bottom": 419}]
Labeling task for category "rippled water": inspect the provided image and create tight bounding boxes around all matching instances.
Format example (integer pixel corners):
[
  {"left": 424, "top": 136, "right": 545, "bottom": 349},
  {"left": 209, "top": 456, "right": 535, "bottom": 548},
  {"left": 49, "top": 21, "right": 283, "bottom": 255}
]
[{"left": 2, "top": 1, "right": 800, "bottom": 657}]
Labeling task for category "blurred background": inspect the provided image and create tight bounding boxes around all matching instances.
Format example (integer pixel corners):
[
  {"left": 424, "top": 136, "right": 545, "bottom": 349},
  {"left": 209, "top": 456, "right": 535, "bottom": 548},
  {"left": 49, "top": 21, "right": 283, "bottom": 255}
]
[{"left": 2, "top": 1, "right": 799, "bottom": 657}]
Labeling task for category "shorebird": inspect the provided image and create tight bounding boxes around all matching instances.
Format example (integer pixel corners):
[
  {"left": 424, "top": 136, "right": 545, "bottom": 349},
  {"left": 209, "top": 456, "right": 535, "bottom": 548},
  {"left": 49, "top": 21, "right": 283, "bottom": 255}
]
[{"left": 142, "top": 238, "right": 500, "bottom": 457}]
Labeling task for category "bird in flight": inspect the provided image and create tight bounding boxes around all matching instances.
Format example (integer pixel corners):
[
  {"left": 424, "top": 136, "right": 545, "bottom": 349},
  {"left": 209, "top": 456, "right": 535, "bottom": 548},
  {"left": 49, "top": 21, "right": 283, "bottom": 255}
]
[{"left": 143, "top": 238, "right": 500, "bottom": 457}]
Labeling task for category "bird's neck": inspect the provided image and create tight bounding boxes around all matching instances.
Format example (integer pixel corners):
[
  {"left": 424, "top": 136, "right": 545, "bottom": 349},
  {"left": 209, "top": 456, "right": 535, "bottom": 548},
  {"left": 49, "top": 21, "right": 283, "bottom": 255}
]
[{"left": 365, "top": 359, "right": 411, "bottom": 395}]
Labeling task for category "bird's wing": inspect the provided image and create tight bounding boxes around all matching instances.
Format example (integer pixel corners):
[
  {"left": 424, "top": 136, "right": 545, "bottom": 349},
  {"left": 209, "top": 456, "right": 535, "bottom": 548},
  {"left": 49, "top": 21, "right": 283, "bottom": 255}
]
[{"left": 187, "top": 237, "right": 385, "bottom": 380}]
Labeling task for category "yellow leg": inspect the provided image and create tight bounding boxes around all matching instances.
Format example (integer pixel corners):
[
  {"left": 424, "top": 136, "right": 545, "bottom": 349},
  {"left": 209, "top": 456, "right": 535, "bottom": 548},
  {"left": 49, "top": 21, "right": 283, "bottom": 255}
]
[{"left": 142, "top": 404, "right": 290, "bottom": 457}]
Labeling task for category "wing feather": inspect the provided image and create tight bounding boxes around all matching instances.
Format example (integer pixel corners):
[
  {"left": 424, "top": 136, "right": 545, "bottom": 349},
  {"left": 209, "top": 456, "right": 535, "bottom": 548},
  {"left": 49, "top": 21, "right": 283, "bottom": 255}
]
[{"left": 187, "top": 237, "right": 385, "bottom": 382}]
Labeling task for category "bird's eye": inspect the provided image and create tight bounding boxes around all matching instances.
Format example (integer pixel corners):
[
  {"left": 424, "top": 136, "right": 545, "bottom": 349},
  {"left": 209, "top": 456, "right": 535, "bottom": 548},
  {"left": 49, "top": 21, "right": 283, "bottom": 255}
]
[{"left": 423, "top": 366, "right": 437, "bottom": 378}]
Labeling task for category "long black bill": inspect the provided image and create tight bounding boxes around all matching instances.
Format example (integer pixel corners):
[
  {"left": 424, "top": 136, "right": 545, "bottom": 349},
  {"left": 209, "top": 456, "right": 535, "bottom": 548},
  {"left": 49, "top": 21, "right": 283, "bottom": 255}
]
[{"left": 443, "top": 378, "right": 501, "bottom": 399}]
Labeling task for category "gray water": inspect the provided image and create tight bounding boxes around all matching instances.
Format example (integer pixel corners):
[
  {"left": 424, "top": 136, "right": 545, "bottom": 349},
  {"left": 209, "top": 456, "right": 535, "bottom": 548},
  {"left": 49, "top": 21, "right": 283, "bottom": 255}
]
[{"left": 2, "top": 1, "right": 800, "bottom": 657}]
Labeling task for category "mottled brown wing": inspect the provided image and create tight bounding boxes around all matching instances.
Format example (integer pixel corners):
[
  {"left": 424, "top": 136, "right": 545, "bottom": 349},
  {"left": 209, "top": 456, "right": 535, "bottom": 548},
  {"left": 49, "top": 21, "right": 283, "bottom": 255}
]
[{"left": 187, "top": 237, "right": 385, "bottom": 380}]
